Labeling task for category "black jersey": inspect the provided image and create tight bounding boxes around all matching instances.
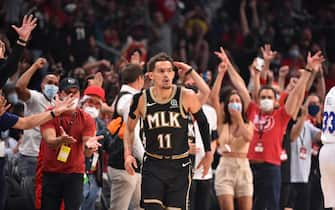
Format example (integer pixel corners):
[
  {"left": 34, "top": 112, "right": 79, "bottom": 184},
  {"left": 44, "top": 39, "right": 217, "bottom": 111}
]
[{"left": 142, "top": 85, "right": 189, "bottom": 156}]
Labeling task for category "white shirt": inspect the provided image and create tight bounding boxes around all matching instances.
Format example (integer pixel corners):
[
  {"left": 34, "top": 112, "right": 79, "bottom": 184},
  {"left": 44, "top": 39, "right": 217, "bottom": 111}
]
[
  {"left": 19, "top": 90, "right": 54, "bottom": 157},
  {"left": 116, "top": 85, "right": 145, "bottom": 161},
  {"left": 193, "top": 104, "right": 217, "bottom": 180},
  {"left": 322, "top": 87, "right": 335, "bottom": 144}
]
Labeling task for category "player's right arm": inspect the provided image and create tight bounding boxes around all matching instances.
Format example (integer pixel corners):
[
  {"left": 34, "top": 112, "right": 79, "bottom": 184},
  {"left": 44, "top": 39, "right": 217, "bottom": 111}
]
[{"left": 124, "top": 92, "right": 144, "bottom": 175}]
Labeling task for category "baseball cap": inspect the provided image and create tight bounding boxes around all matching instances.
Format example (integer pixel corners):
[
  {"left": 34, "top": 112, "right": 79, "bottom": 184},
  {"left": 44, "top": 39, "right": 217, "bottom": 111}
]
[
  {"left": 59, "top": 77, "right": 80, "bottom": 91},
  {"left": 83, "top": 86, "right": 105, "bottom": 101}
]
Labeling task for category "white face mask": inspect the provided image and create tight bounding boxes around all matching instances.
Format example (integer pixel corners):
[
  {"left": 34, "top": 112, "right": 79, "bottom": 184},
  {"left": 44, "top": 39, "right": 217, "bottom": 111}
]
[
  {"left": 83, "top": 106, "right": 100, "bottom": 119},
  {"left": 260, "top": 99, "right": 274, "bottom": 112}
]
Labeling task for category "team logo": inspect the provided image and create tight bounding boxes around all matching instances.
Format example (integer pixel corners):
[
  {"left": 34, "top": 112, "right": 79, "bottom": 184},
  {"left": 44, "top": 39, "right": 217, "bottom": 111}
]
[
  {"left": 253, "top": 115, "right": 275, "bottom": 132},
  {"left": 170, "top": 99, "right": 178, "bottom": 108}
]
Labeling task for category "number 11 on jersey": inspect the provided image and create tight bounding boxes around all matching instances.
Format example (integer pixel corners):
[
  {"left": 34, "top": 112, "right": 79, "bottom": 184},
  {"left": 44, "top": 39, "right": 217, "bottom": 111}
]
[{"left": 157, "top": 134, "right": 172, "bottom": 149}]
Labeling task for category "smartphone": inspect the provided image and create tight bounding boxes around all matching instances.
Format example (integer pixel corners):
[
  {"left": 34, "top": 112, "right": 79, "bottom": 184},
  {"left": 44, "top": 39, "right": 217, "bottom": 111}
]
[{"left": 255, "top": 57, "right": 265, "bottom": 72}]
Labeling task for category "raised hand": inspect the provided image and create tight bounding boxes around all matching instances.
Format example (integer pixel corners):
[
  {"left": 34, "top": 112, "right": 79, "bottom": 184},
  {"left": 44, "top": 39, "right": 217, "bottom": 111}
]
[
  {"left": 88, "top": 72, "right": 104, "bottom": 87},
  {"left": 214, "top": 47, "right": 233, "bottom": 69},
  {"left": 130, "top": 51, "right": 144, "bottom": 67},
  {"left": 218, "top": 61, "right": 228, "bottom": 74},
  {"left": 59, "top": 126, "right": 77, "bottom": 145},
  {"left": 53, "top": 95, "right": 76, "bottom": 115},
  {"left": 33, "top": 58, "right": 47, "bottom": 69},
  {"left": 306, "top": 51, "right": 325, "bottom": 71},
  {"left": 261, "top": 44, "right": 277, "bottom": 62},
  {"left": 0, "top": 95, "right": 11, "bottom": 116},
  {"left": 12, "top": 15, "right": 38, "bottom": 42}
]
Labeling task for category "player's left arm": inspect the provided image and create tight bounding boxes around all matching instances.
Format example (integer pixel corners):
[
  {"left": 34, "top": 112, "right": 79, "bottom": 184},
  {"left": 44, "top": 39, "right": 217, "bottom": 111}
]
[{"left": 182, "top": 88, "right": 213, "bottom": 177}]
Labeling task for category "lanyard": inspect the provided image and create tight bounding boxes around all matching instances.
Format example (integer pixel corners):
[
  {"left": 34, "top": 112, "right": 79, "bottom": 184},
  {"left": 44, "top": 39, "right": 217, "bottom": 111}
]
[
  {"left": 60, "top": 111, "right": 77, "bottom": 134},
  {"left": 258, "top": 111, "right": 269, "bottom": 141},
  {"left": 298, "top": 127, "right": 306, "bottom": 147}
]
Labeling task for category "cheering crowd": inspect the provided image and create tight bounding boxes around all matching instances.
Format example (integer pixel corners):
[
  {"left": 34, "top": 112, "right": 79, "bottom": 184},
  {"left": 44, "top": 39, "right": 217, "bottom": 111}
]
[{"left": 0, "top": 0, "right": 335, "bottom": 210}]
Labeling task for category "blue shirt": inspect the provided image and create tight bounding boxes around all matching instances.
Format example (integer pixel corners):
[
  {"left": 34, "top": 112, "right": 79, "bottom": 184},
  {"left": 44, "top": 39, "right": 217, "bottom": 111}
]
[{"left": 0, "top": 112, "right": 19, "bottom": 131}]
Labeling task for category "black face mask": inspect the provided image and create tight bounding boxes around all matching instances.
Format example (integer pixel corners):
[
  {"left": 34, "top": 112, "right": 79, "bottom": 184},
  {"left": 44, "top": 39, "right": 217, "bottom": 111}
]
[{"left": 308, "top": 104, "right": 320, "bottom": 117}]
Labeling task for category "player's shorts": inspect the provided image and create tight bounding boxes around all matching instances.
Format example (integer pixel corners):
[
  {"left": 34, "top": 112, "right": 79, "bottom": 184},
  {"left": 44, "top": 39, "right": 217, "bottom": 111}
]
[
  {"left": 319, "top": 143, "right": 335, "bottom": 208},
  {"left": 141, "top": 153, "right": 192, "bottom": 210}
]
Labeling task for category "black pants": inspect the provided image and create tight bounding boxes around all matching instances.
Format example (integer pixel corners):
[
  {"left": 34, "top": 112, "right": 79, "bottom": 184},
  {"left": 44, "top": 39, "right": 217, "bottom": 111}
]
[
  {"left": 41, "top": 172, "right": 83, "bottom": 210},
  {"left": 190, "top": 179, "right": 213, "bottom": 210},
  {"left": 287, "top": 183, "right": 310, "bottom": 210},
  {"left": 251, "top": 163, "right": 281, "bottom": 210}
]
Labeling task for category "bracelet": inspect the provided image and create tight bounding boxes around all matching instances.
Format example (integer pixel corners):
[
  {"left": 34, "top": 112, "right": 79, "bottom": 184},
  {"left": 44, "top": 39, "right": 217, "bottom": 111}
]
[
  {"left": 16, "top": 40, "right": 26, "bottom": 47},
  {"left": 185, "top": 68, "right": 193, "bottom": 75},
  {"left": 50, "top": 110, "right": 56, "bottom": 118},
  {"left": 304, "top": 67, "right": 313, "bottom": 73}
]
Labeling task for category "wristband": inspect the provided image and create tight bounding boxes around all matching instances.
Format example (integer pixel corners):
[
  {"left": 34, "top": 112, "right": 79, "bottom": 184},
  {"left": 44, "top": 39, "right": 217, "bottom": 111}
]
[
  {"left": 185, "top": 68, "right": 193, "bottom": 75},
  {"left": 50, "top": 110, "right": 56, "bottom": 118},
  {"left": 16, "top": 40, "right": 26, "bottom": 47},
  {"left": 18, "top": 38, "right": 27, "bottom": 43}
]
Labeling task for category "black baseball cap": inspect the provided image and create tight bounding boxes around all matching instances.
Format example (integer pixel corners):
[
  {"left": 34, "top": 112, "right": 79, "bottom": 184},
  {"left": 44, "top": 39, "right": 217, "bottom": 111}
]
[{"left": 59, "top": 77, "right": 80, "bottom": 91}]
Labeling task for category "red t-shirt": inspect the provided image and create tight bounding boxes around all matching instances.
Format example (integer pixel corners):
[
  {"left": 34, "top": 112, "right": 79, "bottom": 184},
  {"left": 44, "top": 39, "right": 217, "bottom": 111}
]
[
  {"left": 247, "top": 102, "right": 291, "bottom": 165},
  {"left": 40, "top": 109, "right": 96, "bottom": 174}
]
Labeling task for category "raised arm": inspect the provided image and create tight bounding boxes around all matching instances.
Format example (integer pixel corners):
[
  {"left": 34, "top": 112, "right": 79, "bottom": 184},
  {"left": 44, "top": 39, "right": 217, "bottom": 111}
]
[
  {"left": 0, "top": 15, "right": 37, "bottom": 88},
  {"left": 316, "top": 66, "right": 326, "bottom": 102},
  {"left": 16, "top": 58, "right": 47, "bottom": 101},
  {"left": 290, "top": 106, "right": 307, "bottom": 142},
  {"left": 13, "top": 95, "right": 75, "bottom": 130},
  {"left": 174, "top": 61, "right": 210, "bottom": 105},
  {"left": 240, "top": 0, "right": 250, "bottom": 36},
  {"left": 209, "top": 62, "right": 227, "bottom": 133},
  {"left": 124, "top": 93, "right": 144, "bottom": 175},
  {"left": 285, "top": 51, "right": 325, "bottom": 117},
  {"left": 260, "top": 44, "right": 277, "bottom": 81},
  {"left": 278, "top": 65, "right": 289, "bottom": 92},
  {"left": 215, "top": 47, "right": 251, "bottom": 108}
]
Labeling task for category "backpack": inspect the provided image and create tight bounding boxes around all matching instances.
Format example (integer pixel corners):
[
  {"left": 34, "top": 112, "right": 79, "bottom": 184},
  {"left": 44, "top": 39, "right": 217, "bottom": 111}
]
[{"left": 103, "top": 91, "right": 131, "bottom": 170}]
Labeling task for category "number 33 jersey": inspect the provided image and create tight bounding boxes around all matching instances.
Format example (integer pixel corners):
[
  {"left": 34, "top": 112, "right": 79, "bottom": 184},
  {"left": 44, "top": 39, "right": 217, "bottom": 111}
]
[
  {"left": 322, "top": 87, "right": 335, "bottom": 143},
  {"left": 142, "top": 85, "right": 189, "bottom": 156}
]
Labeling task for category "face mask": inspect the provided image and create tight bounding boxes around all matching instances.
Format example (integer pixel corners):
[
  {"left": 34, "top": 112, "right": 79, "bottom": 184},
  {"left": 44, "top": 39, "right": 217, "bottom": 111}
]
[
  {"left": 260, "top": 99, "right": 274, "bottom": 112},
  {"left": 7, "top": 93, "right": 18, "bottom": 104},
  {"left": 228, "top": 102, "right": 242, "bottom": 112},
  {"left": 308, "top": 104, "right": 320, "bottom": 117},
  {"left": 83, "top": 106, "right": 100, "bottom": 119},
  {"left": 43, "top": 84, "right": 59, "bottom": 100}
]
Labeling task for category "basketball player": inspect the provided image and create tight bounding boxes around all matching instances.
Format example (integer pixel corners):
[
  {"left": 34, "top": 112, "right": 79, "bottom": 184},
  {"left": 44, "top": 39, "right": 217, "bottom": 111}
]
[
  {"left": 123, "top": 53, "right": 213, "bottom": 210},
  {"left": 320, "top": 86, "right": 335, "bottom": 210}
]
